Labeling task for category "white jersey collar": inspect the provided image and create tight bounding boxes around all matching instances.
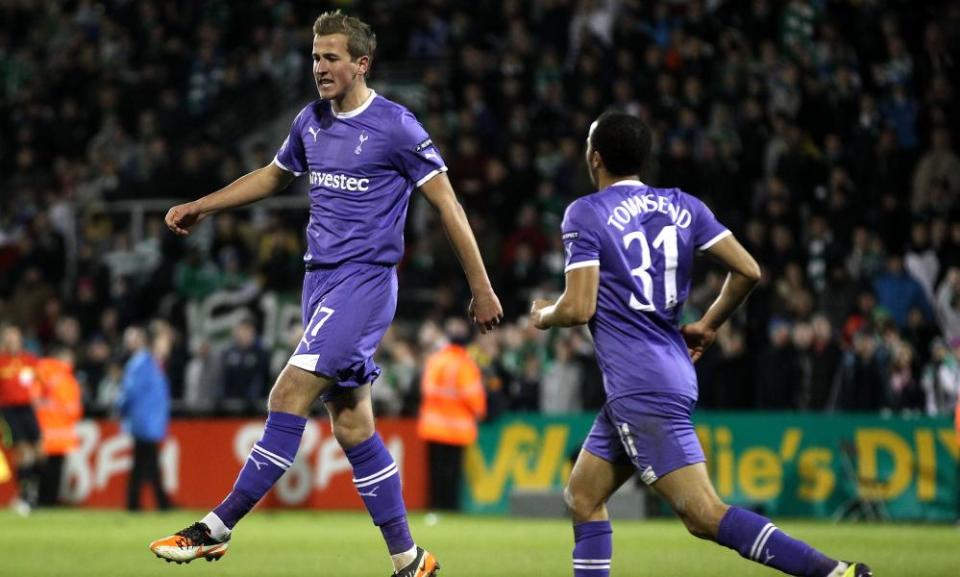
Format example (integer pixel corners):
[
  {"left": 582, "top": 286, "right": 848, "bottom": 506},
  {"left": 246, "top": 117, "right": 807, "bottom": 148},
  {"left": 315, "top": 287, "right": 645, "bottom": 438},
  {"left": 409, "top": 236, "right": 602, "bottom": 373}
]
[
  {"left": 333, "top": 89, "right": 377, "bottom": 119},
  {"left": 609, "top": 179, "right": 645, "bottom": 187}
]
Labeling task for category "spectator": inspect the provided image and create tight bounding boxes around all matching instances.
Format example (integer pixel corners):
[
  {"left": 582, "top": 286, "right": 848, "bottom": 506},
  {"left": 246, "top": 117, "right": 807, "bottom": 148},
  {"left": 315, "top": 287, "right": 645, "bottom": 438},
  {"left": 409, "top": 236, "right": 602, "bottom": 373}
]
[
  {"left": 219, "top": 318, "right": 270, "bottom": 413},
  {"left": 838, "top": 331, "right": 890, "bottom": 411},
  {"left": 873, "top": 253, "right": 934, "bottom": 329},
  {"left": 117, "top": 325, "right": 172, "bottom": 512},
  {"left": 756, "top": 319, "right": 801, "bottom": 409},
  {"left": 809, "top": 315, "right": 842, "bottom": 410},
  {"left": 888, "top": 342, "right": 924, "bottom": 412},
  {"left": 922, "top": 338, "right": 960, "bottom": 416},
  {"left": 935, "top": 268, "right": 960, "bottom": 341},
  {"left": 911, "top": 127, "right": 960, "bottom": 213},
  {"left": 183, "top": 340, "right": 222, "bottom": 414},
  {"left": 540, "top": 337, "right": 583, "bottom": 414},
  {"left": 904, "top": 220, "right": 940, "bottom": 304}
]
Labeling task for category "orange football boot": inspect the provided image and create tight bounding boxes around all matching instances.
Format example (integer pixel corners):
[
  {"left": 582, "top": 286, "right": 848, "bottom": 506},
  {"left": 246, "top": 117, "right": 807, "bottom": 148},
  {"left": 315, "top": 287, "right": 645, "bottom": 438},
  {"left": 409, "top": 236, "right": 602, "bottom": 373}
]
[{"left": 149, "top": 522, "right": 229, "bottom": 564}]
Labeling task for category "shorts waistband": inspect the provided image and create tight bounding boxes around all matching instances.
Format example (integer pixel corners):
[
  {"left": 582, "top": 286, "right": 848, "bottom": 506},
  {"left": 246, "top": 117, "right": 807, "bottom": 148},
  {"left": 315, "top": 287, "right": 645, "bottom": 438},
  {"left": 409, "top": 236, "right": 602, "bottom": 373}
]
[
  {"left": 305, "top": 261, "right": 394, "bottom": 271},
  {"left": 305, "top": 262, "right": 338, "bottom": 271}
]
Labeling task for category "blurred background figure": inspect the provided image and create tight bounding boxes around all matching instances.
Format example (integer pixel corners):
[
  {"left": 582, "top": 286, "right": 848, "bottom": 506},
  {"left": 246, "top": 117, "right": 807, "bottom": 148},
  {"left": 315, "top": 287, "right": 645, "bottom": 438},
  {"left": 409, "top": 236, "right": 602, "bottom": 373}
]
[
  {"left": 117, "top": 325, "right": 172, "bottom": 511},
  {"left": 956, "top": 395, "right": 960, "bottom": 522},
  {"left": 35, "top": 346, "right": 83, "bottom": 507},
  {"left": 417, "top": 318, "right": 486, "bottom": 511},
  {"left": 0, "top": 325, "right": 42, "bottom": 515},
  {"left": 219, "top": 316, "right": 270, "bottom": 415}
]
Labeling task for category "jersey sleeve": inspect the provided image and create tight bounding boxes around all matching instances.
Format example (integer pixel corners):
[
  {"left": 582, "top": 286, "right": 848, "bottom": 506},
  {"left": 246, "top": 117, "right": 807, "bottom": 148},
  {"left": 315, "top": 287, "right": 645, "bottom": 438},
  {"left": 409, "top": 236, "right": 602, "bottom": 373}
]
[
  {"left": 561, "top": 199, "right": 603, "bottom": 272},
  {"left": 273, "top": 107, "right": 308, "bottom": 176},
  {"left": 688, "top": 194, "right": 731, "bottom": 250},
  {"left": 391, "top": 110, "right": 447, "bottom": 187}
]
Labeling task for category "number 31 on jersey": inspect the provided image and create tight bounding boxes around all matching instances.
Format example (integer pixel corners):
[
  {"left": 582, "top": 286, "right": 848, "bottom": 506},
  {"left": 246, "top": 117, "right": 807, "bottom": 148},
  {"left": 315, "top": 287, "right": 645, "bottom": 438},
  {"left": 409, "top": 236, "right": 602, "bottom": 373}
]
[{"left": 622, "top": 225, "right": 678, "bottom": 312}]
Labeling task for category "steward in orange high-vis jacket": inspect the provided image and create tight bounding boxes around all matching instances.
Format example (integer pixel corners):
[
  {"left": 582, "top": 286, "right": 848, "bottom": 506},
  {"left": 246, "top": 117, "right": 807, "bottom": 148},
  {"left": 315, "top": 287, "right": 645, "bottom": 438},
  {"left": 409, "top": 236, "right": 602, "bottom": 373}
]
[
  {"left": 35, "top": 348, "right": 82, "bottom": 505},
  {"left": 417, "top": 318, "right": 486, "bottom": 511}
]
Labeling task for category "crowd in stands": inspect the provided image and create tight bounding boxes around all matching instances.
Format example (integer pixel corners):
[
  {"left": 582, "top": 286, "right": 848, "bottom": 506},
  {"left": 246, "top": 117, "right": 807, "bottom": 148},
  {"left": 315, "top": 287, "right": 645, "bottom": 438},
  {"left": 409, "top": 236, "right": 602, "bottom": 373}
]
[{"left": 2, "top": 0, "right": 959, "bottom": 419}]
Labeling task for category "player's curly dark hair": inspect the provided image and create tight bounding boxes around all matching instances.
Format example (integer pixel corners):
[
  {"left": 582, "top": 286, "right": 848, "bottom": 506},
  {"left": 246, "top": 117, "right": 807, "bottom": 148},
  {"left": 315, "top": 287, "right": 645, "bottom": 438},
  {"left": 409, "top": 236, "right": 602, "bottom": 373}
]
[
  {"left": 590, "top": 111, "right": 651, "bottom": 177},
  {"left": 313, "top": 10, "right": 377, "bottom": 69}
]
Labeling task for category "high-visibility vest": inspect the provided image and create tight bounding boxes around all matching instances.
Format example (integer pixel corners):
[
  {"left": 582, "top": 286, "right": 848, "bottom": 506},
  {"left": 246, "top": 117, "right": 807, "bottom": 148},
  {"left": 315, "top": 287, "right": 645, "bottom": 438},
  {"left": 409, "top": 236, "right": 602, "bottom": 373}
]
[
  {"left": 417, "top": 344, "right": 486, "bottom": 446},
  {"left": 35, "top": 358, "right": 82, "bottom": 456}
]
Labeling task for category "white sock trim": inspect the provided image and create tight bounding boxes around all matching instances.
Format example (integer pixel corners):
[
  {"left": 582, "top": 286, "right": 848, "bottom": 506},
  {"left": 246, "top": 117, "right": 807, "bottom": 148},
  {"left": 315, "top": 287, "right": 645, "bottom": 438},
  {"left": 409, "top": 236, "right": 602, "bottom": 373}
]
[
  {"left": 753, "top": 525, "right": 778, "bottom": 560},
  {"left": 354, "top": 463, "right": 399, "bottom": 488},
  {"left": 750, "top": 523, "right": 775, "bottom": 560},
  {"left": 391, "top": 545, "right": 418, "bottom": 571},
  {"left": 828, "top": 562, "right": 850, "bottom": 577},
  {"left": 354, "top": 462, "right": 397, "bottom": 484},
  {"left": 201, "top": 512, "right": 231, "bottom": 541}
]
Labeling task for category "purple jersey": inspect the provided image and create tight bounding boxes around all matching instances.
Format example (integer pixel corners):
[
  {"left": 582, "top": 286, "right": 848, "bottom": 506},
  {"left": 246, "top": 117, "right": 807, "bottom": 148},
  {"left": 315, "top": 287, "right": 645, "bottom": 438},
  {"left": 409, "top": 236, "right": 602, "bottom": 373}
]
[
  {"left": 562, "top": 180, "right": 730, "bottom": 401},
  {"left": 273, "top": 91, "right": 447, "bottom": 266}
]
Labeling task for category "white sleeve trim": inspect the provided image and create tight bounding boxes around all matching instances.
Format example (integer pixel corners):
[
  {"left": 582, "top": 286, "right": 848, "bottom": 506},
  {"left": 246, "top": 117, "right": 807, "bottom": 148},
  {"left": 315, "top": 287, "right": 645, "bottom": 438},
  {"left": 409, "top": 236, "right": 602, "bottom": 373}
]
[
  {"left": 273, "top": 156, "right": 305, "bottom": 177},
  {"left": 698, "top": 230, "right": 732, "bottom": 250},
  {"left": 416, "top": 166, "right": 448, "bottom": 187},
  {"left": 565, "top": 260, "right": 600, "bottom": 272}
]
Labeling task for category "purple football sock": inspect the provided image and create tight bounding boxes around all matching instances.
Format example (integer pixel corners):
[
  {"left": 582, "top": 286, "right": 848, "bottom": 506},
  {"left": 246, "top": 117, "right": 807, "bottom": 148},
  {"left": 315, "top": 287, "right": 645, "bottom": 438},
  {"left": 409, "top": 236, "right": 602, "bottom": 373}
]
[
  {"left": 345, "top": 433, "right": 413, "bottom": 554},
  {"left": 573, "top": 520, "right": 612, "bottom": 576},
  {"left": 717, "top": 507, "right": 838, "bottom": 576},
  {"left": 212, "top": 411, "right": 306, "bottom": 529}
]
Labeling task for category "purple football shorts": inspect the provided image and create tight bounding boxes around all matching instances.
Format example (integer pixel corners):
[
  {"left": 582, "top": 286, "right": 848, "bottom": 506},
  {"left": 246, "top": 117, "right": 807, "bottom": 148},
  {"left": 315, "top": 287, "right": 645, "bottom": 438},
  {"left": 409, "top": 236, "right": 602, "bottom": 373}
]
[
  {"left": 582, "top": 393, "right": 705, "bottom": 485},
  {"left": 288, "top": 262, "right": 397, "bottom": 398}
]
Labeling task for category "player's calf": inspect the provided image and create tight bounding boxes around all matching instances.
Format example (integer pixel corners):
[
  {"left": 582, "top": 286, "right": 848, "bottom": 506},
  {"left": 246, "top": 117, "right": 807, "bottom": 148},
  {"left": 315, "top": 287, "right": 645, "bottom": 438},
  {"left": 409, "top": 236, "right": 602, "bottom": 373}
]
[{"left": 716, "top": 506, "right": 855, "bottom": 577}]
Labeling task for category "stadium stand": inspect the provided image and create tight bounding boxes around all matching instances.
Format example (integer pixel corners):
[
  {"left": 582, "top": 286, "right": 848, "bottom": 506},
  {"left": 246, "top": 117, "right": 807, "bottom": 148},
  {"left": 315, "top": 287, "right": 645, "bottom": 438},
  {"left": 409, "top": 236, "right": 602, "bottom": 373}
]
[{"left": 1, "top": 0, "right": 959, "bottom": 421}]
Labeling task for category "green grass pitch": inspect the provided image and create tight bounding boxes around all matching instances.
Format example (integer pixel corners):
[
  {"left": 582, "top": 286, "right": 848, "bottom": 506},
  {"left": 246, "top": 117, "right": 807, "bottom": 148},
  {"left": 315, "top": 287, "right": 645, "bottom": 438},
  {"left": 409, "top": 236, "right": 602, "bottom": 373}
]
[{"left": 1, "top": 510, "right": 956, "bottom": 576}]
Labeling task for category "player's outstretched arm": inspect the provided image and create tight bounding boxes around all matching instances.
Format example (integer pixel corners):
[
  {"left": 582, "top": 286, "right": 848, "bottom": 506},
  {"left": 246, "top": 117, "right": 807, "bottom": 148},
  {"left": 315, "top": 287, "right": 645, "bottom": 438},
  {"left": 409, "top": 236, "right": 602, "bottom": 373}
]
[
  {"left": 419, "top": 173, "right": 503, "bottom": 333},
  {"left": 530, "top": 265, "right": 599, "bottom": 329},
  {"left": 681, "top": 235, "right": 761, "bottom": 361},
  {"left": 165, "top": 162, "right": 295, "bottom": 236}
]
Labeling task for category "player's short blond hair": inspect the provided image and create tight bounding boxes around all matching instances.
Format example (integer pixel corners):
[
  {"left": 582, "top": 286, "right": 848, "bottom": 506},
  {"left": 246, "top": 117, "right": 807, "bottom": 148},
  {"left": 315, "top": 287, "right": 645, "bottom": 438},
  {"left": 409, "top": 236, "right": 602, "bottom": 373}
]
[{"left": 313, "top": 10, "right": 377, "bottom": 66}]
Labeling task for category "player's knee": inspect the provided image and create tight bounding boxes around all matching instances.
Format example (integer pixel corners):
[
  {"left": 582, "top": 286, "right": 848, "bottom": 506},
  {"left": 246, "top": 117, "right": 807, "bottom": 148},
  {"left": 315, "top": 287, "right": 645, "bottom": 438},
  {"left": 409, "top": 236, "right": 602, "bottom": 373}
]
[
  {"left": 332, "top": 419, "right": 374, "bottom": 450},
  {"left": 680, "top": 513, "right": 712, "bottom": 540},
  {"left": 267, "top": 368, "right": 320, "bottom": 415},
  {"left": 679, "top": 501, "right": 727, "bottom": 541},
  {"left": 564, "top": 485, "right": 602, "bottom": 521},
  {"left": 267, "top": 380, "right": 301, "bottom": 414}
]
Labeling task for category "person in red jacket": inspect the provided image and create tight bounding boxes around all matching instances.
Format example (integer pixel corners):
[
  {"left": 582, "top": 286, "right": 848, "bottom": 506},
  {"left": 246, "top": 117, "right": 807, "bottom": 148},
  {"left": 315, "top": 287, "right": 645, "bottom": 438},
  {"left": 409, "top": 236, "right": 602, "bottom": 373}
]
[
  {"left": 417, "top": 318, "right": 486, "bottom": 511},
  {"left": 0, "top": 325, "right": 42, "bottom": 515},
  {"left": 35, "top": 346, "right": 83, "bottom": 506}
]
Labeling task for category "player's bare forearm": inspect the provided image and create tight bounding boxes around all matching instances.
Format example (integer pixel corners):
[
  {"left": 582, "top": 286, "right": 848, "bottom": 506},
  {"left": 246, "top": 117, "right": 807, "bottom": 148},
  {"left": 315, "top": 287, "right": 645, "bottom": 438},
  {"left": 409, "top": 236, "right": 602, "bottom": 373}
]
[
  {"left": 420, "top": 173, "right": 502, "bottom": 330},
  {"left": 699, "top": 271, "right": 758, "bottom": 330},
  {"left": 699, "top": 235, "right": 761, "bottom": 330},
  {"left": 166, "top": 162, "right": 294, "bottom": 236},
  {"left": 420, "top": 175, "right": 496, "bottom": 292},
  {"left": 194, "top": 163, "right": 293, "bottom": 215},
  {"left": 531, "top": 267, "right": 598, "bottom": 329},
  {"left": 533, "top": 299, "right": 584, "bottom": 328}
]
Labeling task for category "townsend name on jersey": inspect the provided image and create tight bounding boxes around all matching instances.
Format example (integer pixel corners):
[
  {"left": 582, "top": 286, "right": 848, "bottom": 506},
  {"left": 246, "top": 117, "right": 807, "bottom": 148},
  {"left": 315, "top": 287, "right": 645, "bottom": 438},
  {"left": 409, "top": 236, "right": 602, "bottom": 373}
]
[{"left": 605, "top": 193, "right": 693, "bottom": 231}]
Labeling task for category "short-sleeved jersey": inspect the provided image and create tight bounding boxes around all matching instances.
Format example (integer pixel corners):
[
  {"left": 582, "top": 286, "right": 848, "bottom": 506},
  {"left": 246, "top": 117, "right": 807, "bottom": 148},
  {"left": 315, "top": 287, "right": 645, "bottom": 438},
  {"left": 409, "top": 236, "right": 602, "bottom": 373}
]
[
  {"left": 0, "top": 353, "right": 39, "bottom": 407},
  {"left": 561, "top": 180, "right": 730, "bottom": 401},
  {"left": 274, "top": 90, "right": 447, "bottom": 266}
]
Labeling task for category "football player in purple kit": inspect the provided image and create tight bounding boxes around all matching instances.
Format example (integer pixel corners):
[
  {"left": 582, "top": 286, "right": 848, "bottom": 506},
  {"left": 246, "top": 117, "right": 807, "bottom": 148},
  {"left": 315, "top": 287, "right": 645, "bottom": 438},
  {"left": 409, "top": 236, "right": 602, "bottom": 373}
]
[
  {"left": 530, "top": 112, "right": 871, "bottom": 577},
  {"left": 150, "top": 11, "right": 501, "bottom": 577}
]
